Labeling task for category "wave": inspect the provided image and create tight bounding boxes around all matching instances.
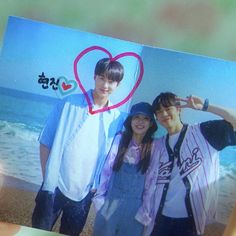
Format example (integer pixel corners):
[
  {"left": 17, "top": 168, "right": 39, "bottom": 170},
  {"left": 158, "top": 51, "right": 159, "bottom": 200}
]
[
  {"left": 218, "top": 163, "right": 236, "bottom": 224},
  {"left": 0, "top": 120, "right": 39, "bottom": 142},
  {"left": 220, "top": 163, "right": 236, "bottom": 180}
]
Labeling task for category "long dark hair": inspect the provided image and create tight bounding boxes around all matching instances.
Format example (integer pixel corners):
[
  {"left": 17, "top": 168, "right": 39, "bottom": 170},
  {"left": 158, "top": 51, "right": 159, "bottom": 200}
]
[{"left": 113, "top": 115, "right": 157, "bottom": 174}]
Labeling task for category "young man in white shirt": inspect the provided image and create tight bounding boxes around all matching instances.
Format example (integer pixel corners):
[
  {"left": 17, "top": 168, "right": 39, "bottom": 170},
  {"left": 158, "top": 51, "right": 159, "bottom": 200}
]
[{"left": 32, "top": 58, "right": 125, "bottom": 236}]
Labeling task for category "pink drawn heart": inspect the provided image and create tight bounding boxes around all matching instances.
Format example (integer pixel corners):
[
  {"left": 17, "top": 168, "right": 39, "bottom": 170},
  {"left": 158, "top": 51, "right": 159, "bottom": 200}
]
[{"left": 73, "top": 46, "right": 144, "bottom": 114}]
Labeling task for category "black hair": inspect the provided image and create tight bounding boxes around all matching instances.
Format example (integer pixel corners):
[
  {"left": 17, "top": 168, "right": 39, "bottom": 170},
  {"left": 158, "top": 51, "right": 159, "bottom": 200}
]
[
  {"left": 94, "top": 58, "right": 124, "bottom": 83},
  {"left": 113, "top": 115, "right": 158, "bottom": 174},
  {"left": 152, "top": 92, "right": 180, "bottom": 112}
]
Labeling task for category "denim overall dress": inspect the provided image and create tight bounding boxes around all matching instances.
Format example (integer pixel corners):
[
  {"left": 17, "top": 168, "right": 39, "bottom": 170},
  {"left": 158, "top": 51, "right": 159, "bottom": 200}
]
[{"left": 93, "top": 162, "right": 145, "bottom": 236}]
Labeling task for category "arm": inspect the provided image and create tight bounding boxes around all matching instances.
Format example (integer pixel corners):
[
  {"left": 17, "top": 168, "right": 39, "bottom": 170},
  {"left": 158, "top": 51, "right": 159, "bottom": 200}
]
[
  {"left": 40, "top": 143, "right": 50, "bottom": 180},
  {"left": 92, "top": 134, "right": 121, "bottom": 211},
  {"left": 38, "top": 99, "right": 65, "bottom": 179},
  {"left": 207, "top": 104, "right": 236, "bottom": 130},
  {"left": 177, "top": 95, "right": 236, "bottom": 130}
]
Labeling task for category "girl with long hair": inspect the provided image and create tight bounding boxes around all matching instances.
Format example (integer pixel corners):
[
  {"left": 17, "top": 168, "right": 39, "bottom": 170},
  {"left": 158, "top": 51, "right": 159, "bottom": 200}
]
[{"left": 93, "top": 102, "right": 157, "bottom": 236}]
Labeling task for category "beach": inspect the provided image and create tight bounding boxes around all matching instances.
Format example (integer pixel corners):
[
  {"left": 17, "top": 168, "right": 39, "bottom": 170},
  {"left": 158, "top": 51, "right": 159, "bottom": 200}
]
[
  {"left": 0, "top": 174, "right": 94, "bottom": 236},
  {"left": 0, "top": 174, "right": 227, "bottom": 236}
]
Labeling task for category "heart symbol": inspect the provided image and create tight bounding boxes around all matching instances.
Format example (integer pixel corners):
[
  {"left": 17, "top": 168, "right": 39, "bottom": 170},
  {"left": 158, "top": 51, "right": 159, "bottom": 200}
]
[
  {"left": 58, "top": 76, "right": 77, "bottom": 96},
  {"left": 62, "top": 82, "right": 72, "bottom": 90},
  {"left": 74, "top": 46, "right": 144, "bottom": 114}
]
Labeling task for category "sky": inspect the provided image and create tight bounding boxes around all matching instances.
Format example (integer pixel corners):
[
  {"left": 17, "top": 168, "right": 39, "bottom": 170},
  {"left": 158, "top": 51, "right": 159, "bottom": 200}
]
[
  {"left": 1, "top": 16, "right": 236, "bottom": 121},
  {"left": 0, "top": 16, "right": 143, "bottom": 113},
  {"left": 132, "top": 46, "right": 236, "bottom": 124}
]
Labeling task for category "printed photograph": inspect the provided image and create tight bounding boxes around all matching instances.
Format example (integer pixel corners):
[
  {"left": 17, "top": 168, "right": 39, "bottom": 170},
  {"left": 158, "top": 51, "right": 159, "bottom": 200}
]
[{"left": 0, "top": 16, "right": 236, "bottom": 236}]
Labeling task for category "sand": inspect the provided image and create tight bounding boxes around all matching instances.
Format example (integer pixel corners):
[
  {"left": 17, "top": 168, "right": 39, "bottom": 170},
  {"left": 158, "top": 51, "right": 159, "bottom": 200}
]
[{"left": 0, "top": 173, "right": 226, "bottom": 236}]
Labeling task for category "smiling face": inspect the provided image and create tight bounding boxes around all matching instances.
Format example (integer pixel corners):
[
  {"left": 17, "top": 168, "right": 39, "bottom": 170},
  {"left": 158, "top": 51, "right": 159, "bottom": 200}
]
[
  {"left": 155, "top": 104, "right": 181, "bottom": 130},
  {"left": 93, "top": 74, "right": 119, "bottom": 101},
  {"left": 131, "top": 114, "right": 152, "bottom": 139}
]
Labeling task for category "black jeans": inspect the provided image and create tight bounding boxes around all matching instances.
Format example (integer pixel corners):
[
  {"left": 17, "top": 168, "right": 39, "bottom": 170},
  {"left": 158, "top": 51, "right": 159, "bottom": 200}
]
[
  {"left": 32, "top": 187, "right": 94, "bottom": 236},
  {"left": 151, "top": 215, "right": 202, "bottom": 236}
]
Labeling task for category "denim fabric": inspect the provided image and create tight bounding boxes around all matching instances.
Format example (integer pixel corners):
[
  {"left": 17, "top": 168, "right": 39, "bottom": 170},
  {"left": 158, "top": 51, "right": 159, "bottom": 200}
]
[
  {"left": 32, "top": 188, "right": 55, "bottom": 230},
  {"left": 32, "top": 187, "right": 94, "bottom": 236},
  {"left": 93, "top": 163, "right": 145, "bottom": 236},
  {"left": 150, "top": 215, "right": 202, "bottom": 236}
]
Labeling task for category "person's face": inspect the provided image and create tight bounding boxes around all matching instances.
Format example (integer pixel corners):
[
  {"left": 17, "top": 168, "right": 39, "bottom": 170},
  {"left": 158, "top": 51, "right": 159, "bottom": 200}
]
[
  {"left": 94, "top": 74, "right": 119, "bottom": 100},
  {"left": 131, "top": 114, "right": 152, "bottom": 137},
  {"left": 155, "top": 105, "right": 181, "bottom": 129}
]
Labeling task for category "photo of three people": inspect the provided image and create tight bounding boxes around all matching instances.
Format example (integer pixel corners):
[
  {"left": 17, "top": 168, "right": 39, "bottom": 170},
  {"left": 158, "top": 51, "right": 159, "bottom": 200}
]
[{"left": 0, "top": 16, "right": 236, "bottom": 236}]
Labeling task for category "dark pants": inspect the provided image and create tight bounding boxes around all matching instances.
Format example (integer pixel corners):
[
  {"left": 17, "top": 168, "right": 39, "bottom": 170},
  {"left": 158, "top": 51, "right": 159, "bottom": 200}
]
[
  {"left": 32, "top": 187, "right": 94, "bottom": 236},
  {"left": 150, "top": 215, "right": 202, "bottom": 236}
]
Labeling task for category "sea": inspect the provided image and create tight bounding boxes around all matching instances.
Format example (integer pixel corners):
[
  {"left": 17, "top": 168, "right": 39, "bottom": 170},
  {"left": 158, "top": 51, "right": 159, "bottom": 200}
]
[
  {"left": 0, "top": 86, "right": 236, "bottom": 224},
  {"left": 0, "top": 87, "right": 58, "bottom": 186}
]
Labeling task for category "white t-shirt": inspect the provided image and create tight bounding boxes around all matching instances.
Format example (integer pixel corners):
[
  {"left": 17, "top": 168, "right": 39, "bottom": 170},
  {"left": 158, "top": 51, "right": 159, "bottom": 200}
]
[
  {"left": 162, "top": 132, "right": 188, "bottom": 218},
  {"left": 58, "top": 110, "right": 104, "bottom": 201}
]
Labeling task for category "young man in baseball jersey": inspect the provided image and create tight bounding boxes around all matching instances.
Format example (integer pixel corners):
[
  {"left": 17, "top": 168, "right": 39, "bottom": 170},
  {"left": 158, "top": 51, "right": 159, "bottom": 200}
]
[{"left": 136, "top": 92, "right": 236, "bottom": 236}]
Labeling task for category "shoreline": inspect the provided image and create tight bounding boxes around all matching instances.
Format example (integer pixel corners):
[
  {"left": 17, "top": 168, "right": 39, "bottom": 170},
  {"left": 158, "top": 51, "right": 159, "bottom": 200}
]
[
  {"left": 0, "top": 173, "right": 40, "bottom": 192},
  {"left": 0, "top": 173, "right": 226, "bottom": 235}
]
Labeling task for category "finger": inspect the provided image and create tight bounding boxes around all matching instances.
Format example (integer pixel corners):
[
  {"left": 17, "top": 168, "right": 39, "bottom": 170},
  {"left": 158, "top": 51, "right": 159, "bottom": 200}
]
[{"left": 176, "top": 97, "right": 188, "bottom": 102}]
